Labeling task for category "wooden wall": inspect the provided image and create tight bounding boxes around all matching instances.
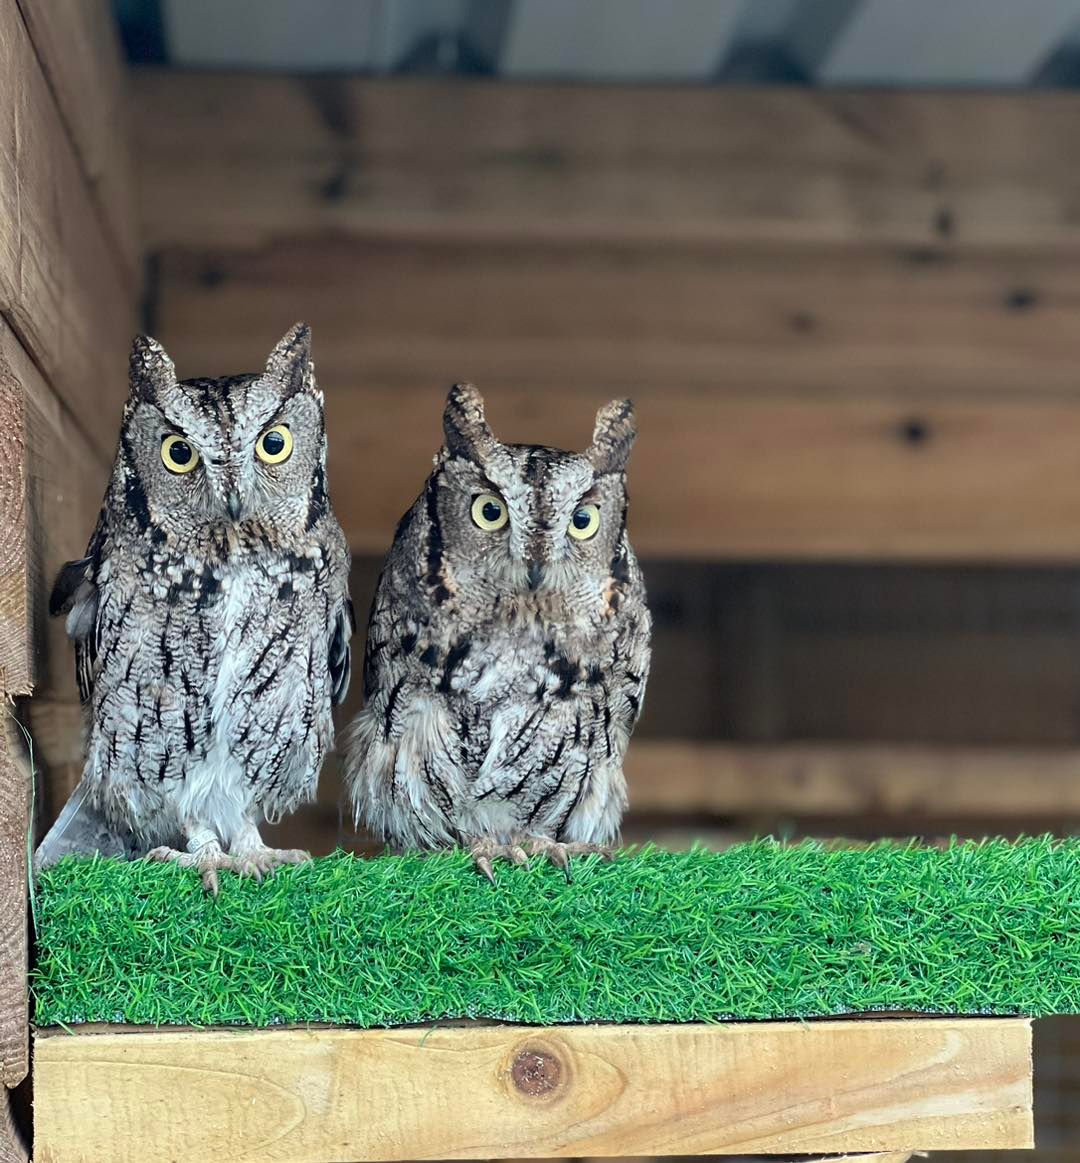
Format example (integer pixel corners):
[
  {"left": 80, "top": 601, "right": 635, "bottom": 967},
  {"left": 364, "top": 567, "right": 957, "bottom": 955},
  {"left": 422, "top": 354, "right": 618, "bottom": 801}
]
[
  {"left": 129, "top": 72, "right": 1080, "bottom": 862},
  {"left": 0, "top": 0, "right": 137, "bottom": 1152}
]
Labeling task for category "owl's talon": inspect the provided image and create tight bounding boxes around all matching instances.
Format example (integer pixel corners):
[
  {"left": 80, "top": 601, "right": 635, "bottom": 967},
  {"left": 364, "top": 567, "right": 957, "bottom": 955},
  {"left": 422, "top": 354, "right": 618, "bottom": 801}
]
[
  {"left": 469, "top": 839, "right": 535, "bottom": 882},
  {"left": 474, "top": 854, "right": 497, "bottom": 885},
  {"left": 144, "top": 842, "right": 237, "bottom": 896},
  {"left": 230, "top": 842, "right": 312, "bottom": 882},
  {"left": 524, "top": 838, "right": 615, "bottom": 881}
]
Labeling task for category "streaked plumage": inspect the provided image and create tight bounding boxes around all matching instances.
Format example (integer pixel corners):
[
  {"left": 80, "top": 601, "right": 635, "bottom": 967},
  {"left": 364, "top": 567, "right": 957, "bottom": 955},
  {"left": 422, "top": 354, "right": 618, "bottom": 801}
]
[
  {"left": 46, "top": 324, "right": 353, "bottom": 892},
  {"left": 345, "top": 384, "right": 650, "bottom": 878}
]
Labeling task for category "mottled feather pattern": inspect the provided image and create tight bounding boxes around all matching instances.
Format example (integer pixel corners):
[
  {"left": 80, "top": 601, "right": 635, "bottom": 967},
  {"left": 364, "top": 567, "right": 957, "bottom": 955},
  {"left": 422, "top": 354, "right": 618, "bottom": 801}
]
[
  {"left": 346, "top": 384, "right": 651, "bottom": 855},
  {"left": 45, "top": 325, "right": 352, "bottom": 881}
]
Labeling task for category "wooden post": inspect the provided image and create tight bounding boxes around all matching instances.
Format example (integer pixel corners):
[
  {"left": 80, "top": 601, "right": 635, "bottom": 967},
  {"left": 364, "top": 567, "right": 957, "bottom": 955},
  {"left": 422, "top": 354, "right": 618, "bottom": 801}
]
[{"left": 34, "top": 1018, "right": 1033, "bottom": 1161}]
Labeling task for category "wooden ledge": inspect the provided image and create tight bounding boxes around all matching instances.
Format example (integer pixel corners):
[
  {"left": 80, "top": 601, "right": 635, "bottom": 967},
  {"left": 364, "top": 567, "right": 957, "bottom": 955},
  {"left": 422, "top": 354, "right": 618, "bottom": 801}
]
[
  {"left": 32, "top": 1019, "right": 1031, "bottom": 1160},
  {"left": 33, "top": 1018, "right": 1032, "bottom": 1161}
]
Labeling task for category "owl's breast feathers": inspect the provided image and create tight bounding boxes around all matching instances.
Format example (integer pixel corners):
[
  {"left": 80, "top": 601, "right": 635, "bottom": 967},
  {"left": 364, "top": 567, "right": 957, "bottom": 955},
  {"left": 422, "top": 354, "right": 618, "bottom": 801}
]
[
  {"left": 354, "top": 571, "right": 650, "bottom": 847},
  {"left": 57, "top": 510, "right": 351, "bottom": 835}
]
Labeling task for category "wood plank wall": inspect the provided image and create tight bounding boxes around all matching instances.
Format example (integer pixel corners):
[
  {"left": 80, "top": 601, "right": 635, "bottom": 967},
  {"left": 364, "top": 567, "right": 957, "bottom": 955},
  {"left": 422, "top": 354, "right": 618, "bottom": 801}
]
[
  {"left": 131, "top": 72, "right": 1080, "bottom": 855},
  {"left": 0, "top": 1, "right": 138, "bottom": 1145}
]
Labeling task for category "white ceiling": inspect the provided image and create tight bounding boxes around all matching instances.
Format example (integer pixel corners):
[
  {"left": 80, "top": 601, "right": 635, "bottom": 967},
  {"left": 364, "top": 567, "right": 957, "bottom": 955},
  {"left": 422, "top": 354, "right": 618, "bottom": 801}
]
[{"left": 156, "top": 0, "right": 1080, "bottom": 84}]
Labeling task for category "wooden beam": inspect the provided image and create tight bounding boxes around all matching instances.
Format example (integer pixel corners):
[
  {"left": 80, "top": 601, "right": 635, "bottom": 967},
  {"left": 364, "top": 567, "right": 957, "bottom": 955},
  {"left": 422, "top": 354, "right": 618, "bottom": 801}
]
[
  {"left": 33, "top": 1019, "right": 1033, "bottom": 1160},
  {"left": 0, "top": 326, "right": 29, "bottom": 697},
  {"left": 0, "top": 1085, "right": 28, "bottom": 1163},
  {"left": 799, "top": 0, "right": 1080, "bottom": 86},
  {"left": 0, "top": 0, "right": 136, "bottom": 462},
  {"left": 0, "top": 316, "right": 103, "bottom": 1087},
  {"left": 626, "top": 741, "right": 1080, "bottom": 818},
  {"left": 499, "top": 0, "right": 744, "bottom": 80},
  {"left": 14, "top": 0, "right": 140, "bottom": 278},
  {"left": 155, "top": 239, "right": 1080, "bottom": 560},
  {"left": 131, "top": 72, "right": 1080, "bottom": 250},
  {"left": 0, "top": 720, "right": 27, "bottom": 1090}
]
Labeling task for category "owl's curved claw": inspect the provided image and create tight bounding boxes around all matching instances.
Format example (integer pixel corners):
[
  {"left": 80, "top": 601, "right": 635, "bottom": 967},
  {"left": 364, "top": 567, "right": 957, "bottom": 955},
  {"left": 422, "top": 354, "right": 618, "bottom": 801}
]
[
  {"left": 145, "top": 842, "right": 238, "bottom": 897},
  {"left": 526, "top": 838, "right": 616, "bottom": 882},
  {"left": 472, "top": 850, "right": 497, "bottom": 885},
  {"left": 468, "top": 838, "right": 529, "bottom": 883},
  {"left": 232, "top": 845, "right": 311, "bottom": 882}
]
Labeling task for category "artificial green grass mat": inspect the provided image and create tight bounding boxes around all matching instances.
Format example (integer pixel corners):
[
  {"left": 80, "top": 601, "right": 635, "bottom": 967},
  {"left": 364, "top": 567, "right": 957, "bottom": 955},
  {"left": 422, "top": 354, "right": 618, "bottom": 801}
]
[{"left": 32, "top": 838, "right": 1080, "bottom": 1028}]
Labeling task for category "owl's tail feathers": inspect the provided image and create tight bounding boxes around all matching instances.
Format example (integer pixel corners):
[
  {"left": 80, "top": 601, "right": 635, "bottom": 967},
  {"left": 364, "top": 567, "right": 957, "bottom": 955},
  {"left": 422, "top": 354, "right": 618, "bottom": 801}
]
[{"left": 33, "top": 778, "right": 137, "bottom": 874}]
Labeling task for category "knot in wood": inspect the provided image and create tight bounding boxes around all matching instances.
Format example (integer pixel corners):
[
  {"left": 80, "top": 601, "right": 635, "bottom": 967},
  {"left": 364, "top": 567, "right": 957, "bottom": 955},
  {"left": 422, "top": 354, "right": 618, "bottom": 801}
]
[{"left": 511, "top": 1046, "right": 562, "bottom": 1097}]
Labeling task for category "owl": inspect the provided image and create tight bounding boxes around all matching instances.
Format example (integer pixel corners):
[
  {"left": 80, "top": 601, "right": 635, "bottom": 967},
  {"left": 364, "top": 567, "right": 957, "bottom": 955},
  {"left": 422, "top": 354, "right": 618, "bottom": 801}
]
[
  {"left": 345, "top": 384, "right": 650, "bottom": 880},
  {"left": 44, "top": 324, "right": 353, "bottom": 893}
]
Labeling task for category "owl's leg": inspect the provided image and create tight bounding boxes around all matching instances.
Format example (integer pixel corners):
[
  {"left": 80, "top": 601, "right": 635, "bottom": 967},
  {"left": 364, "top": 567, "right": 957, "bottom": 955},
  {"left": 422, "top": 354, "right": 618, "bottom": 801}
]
[
  {"left": 228, "top": 819, "right": 310, "bottom": 882},
  {"left": 525, "top": 837, "right": 616, "bottom": 882},
  {"left": 145, "top": 827, "right": 239, "bottom": 896},
  {"left": 468, "top": 837, "right": 529, "bottom": 885}
]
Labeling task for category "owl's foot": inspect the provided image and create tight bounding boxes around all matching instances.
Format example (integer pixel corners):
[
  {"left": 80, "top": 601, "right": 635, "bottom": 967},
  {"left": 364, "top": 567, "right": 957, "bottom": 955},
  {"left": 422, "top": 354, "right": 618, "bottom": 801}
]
[
  {"left": 525, "top": 838, "right": 616, "bottom": 882},
  {"left": 230, "top": 843, "right": 311, "bottom": 883},
  {"left": 145, "top": 841, "right": 238, "bottom": 897},
  {"left": 469, "top": 837, "right": 529, "bottom": 884}
]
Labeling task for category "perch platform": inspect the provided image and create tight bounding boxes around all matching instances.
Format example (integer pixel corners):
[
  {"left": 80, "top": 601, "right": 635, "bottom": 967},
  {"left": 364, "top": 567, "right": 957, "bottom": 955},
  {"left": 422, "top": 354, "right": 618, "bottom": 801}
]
[
  {"left": 34, "top": 1018, "right": 1031, "bottom": 1160},
  {"left": 32, "top": 840, "right": 1067, "bottom": 1160}
]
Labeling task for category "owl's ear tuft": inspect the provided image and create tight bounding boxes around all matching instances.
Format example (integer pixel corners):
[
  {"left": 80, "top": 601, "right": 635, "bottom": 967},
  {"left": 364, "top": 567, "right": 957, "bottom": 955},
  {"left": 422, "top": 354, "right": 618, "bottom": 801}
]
[
  {"left": 588, "top": 398, "right": 637, "bottom": 474},
  {"left": 266, "top": 322, "right": 315, "bottom": 396},
  {"left": 443, "top": 383, "right": 497, "bottom": 461},
  {"left": 128, "top": 334, "right": 175, "bottom": 401}
]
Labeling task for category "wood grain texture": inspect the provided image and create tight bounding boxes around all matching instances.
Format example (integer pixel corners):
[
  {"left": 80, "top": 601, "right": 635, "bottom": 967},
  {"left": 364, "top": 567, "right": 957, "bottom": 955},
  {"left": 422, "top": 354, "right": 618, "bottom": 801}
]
[
  {"left": 0, "top": 0, "right": 135, "bottom": 462},
  {"left": 0, "top": 328, "right": 27, "bottom": 695},
  {"left": 0, "top": 716, "right": 27, "bottom": 1089},
  {"left": 153, "top": 238, "right": 1080, "bottom": 560},
  {"left": 156, "top": 237, "right": 1080, "bottom": 399},
  {"left": 626, "top": 741, "right": 1080, "bottom": 817},
  {"left": 0, "top": 319, "right": 107, "bottom": 700},
  {"left": 131, "top": 74, "right": 1080, "bottom": 251},
  {"left": 0, "top": 1085, "right": 28, "bottom": 1163},
  {"left": 14, "top": 0, "right": 139, "bottom": 278},
  {"left": 33, "top": 1020, "right": 1032, "bottom": 1160}
]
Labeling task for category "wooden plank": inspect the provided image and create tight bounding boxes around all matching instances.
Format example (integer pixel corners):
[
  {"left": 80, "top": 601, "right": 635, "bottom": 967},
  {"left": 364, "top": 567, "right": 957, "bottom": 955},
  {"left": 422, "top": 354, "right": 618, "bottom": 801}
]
[
  {"left": 0, "top": 325, "right": 28, "bottom": 696},
  {"left": 626, "top": 741, "right": 1080, "bottom": 818},
  {"left": 155, "top": 236, "right": 1080, "bottom": 401},
  {"left": 0, "top": 716, "right": 28, "bottom": 1090},
  {"left": 499, "top": 0, "right": 744, "bottom": 80},
  {"left": 0, "top": 317, "right": 103, "bottom": 1087},
  {"left": 131, "top": 73, "right": 1080, "bottom": 250},
  {"left": 14, "top": 0, "right": 140, "bottom": 278},
  {"left": 0, "top": 0, "right": 136, "bottom": 461},
  {"left": 33, "top": 1019, "right": 1032, "bottom": 1159},
  {"left": 801, "top": 0, "right": 1080, "bottom": 85},
  {"left": 155, "top": 239, "right": 1080, "bottom": 559},
  {"left": 0, "top": 1085, "right": 28, "bottom": 1163},
  {"left": 0, "top": 321, "right": 108, "bottom": 700}
]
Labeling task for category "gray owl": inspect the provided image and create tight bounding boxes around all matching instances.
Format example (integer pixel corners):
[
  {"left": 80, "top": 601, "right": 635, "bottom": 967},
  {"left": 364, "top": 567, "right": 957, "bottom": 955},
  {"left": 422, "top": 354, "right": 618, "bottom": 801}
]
[
  {"left": 345, "top": 384, "right": 650, "bottom": 880},
  {"left": 44, "top": 324, "right": 353, "bottom": 893}
]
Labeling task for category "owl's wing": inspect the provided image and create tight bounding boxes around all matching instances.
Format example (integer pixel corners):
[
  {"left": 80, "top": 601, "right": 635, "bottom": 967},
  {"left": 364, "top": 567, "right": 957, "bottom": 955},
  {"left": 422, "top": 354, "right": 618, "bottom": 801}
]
[
  {"left": 49, "top": 555, "right": 100, "bottom": 704},
  {"left": 329, "top": 598, "right": 355, "bottom": 706}
]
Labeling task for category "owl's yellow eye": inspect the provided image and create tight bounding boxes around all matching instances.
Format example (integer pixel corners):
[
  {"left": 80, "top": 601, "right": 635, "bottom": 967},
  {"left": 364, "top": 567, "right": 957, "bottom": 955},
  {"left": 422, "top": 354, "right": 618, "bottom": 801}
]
[
  {"left": 256, "top": 424, "right": 293, "bottom": 465},
  {"left": 471, "top": 492, "right": 508, "bottom": 531},
  {"left": 568, "top": 503, "right": 600, "bottom": 541},
  {"left": 160, "top": 434, "right": 200, "bottom": 474}
]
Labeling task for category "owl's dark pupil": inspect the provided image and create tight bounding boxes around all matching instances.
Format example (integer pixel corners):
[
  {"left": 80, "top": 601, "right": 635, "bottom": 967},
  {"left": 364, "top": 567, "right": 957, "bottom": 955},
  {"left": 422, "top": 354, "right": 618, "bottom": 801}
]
[
  {"left": 482, "top": 500, "right": 502, "bottom": 523},
  {"left": 573, "top": 508, "right": 592, "bottom": 530},
  {"left": 263, "top": 431, "right": 285, "bottom": 456},
  {"left": 170, "top": 441, "right": 192, "bottom": 465}
]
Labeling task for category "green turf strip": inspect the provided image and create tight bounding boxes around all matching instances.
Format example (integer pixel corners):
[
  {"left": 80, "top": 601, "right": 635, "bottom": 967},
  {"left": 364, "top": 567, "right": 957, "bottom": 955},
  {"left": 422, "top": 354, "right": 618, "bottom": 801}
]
[{"left": 31, "top": 838, "right": 1080, "bottom": 1028}]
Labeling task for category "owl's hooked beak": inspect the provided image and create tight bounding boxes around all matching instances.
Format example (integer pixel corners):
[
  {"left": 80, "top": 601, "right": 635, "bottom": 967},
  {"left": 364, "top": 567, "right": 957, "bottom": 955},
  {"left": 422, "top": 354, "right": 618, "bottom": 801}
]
[
  {"left": 225, "top": 491, "right": 245, "bottom": 522},
  {"left": 526, "top": 560, "right": 546, "bottom": 591}
]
